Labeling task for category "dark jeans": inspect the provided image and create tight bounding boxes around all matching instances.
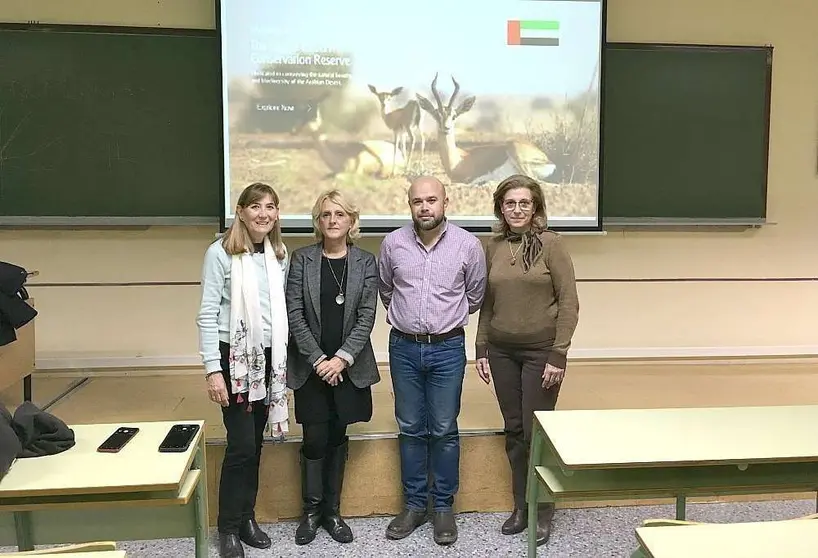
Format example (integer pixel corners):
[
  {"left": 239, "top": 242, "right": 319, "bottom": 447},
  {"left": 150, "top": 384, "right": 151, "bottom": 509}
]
[
  {"left": 388, "top": 330, "right": 467, "bottom": 513},
  {"left": 218, "top": 342, "right": 270, "bottom": 534},
  {"left": 488, "top": 342, "right": 561, "bottom": 508}
]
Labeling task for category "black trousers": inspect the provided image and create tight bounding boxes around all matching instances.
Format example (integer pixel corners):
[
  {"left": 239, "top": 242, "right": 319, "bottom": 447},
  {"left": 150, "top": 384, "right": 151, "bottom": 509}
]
[
  {"left": 295, "top": 372, "right": 358, "bottom": 460},
  {"left": 488, "top": 342, "right": 562, "bottom": 508},
  {"left": 302, "top": 420, "right": 348, "bottom": 459},
  {"left": 218, "top": 342, "right": 270, "bottom": 534}
]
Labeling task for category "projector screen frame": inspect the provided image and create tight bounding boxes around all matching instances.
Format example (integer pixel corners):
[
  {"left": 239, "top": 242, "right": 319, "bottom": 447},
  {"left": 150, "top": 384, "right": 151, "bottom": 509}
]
[
  {"left": 215, "top": 0, "right": 608, "bottom": 236},
  {"left": 216, "top": 2, "right": 229, "bottom": 237}
]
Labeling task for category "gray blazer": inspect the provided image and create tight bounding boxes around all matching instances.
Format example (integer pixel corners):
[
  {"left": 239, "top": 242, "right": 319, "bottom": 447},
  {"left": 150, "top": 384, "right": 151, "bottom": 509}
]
[{"left": 285, "top": 242, "right": 380, "bottom": 390}]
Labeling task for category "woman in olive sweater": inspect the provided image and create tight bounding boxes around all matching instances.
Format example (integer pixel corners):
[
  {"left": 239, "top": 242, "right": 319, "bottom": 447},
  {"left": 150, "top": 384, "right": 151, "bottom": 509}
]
[{"left": 475, "top": 174, "right": 580, "bottom": 546}]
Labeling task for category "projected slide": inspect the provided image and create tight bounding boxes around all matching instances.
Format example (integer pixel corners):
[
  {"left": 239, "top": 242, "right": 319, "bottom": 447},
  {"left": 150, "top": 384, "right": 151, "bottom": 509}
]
[{"left": 217, "top": 0, "right": 603, "bottom": 230}]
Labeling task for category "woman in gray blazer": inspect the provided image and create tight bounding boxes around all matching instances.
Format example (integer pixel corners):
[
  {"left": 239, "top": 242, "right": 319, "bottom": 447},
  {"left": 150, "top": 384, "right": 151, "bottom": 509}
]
[{"left": 285, "top": 189, "right": 380, "bottom": 546}]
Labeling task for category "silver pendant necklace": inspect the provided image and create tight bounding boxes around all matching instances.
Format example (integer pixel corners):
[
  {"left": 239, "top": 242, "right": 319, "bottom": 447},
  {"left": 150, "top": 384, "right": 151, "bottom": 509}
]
[{"left": 323, "top": 251, "right": 347, "bottom": 305}]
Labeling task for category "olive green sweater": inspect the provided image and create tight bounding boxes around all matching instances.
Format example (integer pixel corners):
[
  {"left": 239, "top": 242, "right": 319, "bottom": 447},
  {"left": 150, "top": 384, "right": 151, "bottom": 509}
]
[{"left": 475, "top": 230, "right": 580, "bottom": 369}]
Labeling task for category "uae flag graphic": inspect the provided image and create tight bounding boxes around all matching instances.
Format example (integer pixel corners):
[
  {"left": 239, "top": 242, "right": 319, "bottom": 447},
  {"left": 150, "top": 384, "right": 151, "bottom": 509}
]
[{"left": 507, "top": 20, "right": 560, "bottom": 47}]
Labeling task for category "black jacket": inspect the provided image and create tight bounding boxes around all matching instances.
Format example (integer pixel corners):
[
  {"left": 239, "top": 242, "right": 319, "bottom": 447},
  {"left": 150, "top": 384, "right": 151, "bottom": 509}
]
[
  {"left": 0, "top": 261, "right": 37, "bottom": 347},
  {"left": 11, "top": 401, "right": 76, "bottom": 458},
  {"left": 0, "top": 401, "right": 75, "bottom": 480},
  {"left": 0, "top": 403, "right": 22, "bottom": 479}
]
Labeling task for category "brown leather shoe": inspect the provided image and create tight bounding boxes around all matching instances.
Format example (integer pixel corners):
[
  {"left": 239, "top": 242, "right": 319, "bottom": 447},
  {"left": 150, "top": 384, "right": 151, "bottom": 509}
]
[
  {"left": 536, "top": 503, "right": 555, "bottom": 546},
  {"left": 501, "top": 507, "right": 526, "bottom": 535},
  {"left": 433, "top": 511, "right": 458, "bottom": 545},
  {"left": 386, "top": 509, "right": 427, "bottom": 540}
]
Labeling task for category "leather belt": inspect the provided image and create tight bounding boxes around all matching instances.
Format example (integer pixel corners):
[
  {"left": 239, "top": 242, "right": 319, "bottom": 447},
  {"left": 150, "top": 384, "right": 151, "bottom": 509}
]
[{"left": 392, "top": 327, "right": 464, "bottom": 344}]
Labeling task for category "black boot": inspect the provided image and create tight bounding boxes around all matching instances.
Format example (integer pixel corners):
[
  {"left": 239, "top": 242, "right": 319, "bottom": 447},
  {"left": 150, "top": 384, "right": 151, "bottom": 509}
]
[
  {"left": 502, "top": 433, "right": 530, "bottom": 536},
  {"left": 536, "top": 503, "right": 555, "bottom": 546},
  {"left": 321, "top": 438, "right": 353, "bottom": 543},
  {"left": 501, "top": 507, "right": 526, "bottom": 535},
  {"left": 295, "top": 451, "right": 324, "bottom": 545},
  {"left": 239, "top": 518, "right": 271, "bottom": 549},
  {"left": 218, "top": 533, "right": 244, "bottom": 558}
]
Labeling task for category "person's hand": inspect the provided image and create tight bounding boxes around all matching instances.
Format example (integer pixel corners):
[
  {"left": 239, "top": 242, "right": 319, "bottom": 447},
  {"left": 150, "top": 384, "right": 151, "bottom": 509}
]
[
  {"left": 542, "top": 363, "right": 565, "bottom": 389},
  {"left": 207, "top": 373, "right": 229, "bottom": 407},
  {"left": 318, "top": 357, "right": 346, "bottom": 386},
  {"left": 476, "top": 357, "right": 491, "bottom": 385},
  {"left": 315, "top": 359, "right": 331, "bottom": 378}
]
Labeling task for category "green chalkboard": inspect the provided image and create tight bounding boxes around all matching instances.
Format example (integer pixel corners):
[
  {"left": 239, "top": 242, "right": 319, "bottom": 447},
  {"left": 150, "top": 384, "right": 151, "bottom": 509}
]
[
  {"left": 0, "top": 27, "right": 773, "bottom": 228},
  {"left": 601, "top": 43, "right": 773, "bottom": 225},
  {"left": 0, "top": 24, "right": 221, "bottom": 225}
]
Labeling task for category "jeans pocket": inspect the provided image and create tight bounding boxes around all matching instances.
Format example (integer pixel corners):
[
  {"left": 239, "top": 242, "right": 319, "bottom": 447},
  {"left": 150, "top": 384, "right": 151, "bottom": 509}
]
[
  {"left": 389, "top": 331, "right": 400, "bottom": 348},
  {"left": 440, "top": 335, "right": 465, "bottom": 350}
]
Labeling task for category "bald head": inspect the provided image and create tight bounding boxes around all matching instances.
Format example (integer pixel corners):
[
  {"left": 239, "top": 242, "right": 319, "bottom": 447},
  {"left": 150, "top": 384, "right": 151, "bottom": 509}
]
[
  {"left": 408, "top": 175, "right": 446, "bottom": 201},
  {"left": 407, "top": 175, "right": 448, "bottom": 231}
]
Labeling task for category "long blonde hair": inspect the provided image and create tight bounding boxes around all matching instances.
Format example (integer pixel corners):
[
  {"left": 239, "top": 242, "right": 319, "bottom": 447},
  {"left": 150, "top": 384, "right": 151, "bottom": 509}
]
[
  {"left": 222, "top": 182, "right": 286, "bottom": 260},
  {"left": 311, "top": 189, "right": 361, "bottom": 244}
]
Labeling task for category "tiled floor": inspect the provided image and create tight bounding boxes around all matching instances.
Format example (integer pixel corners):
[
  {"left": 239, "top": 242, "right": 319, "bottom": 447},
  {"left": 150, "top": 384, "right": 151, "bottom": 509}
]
[{"left": 2, "top": 499, "right": 814, "bottom": 557}]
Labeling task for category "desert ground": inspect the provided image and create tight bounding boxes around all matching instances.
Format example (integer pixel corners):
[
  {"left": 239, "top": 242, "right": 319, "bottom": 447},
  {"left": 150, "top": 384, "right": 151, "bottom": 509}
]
[{"left": 227, "top": 133, "right": 597, "bottom": 219}]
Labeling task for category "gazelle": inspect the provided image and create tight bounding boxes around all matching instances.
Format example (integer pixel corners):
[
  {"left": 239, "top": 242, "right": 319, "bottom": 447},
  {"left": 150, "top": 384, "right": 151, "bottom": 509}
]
[
  {"left": 291, "top": 97, "right": 406, "bottom": 179},
  {"left": 368, "top": 85, "right": 424, "bottom": 175},
  {"left": 416, "top": 74, "right": 557, "bottom": 185}
]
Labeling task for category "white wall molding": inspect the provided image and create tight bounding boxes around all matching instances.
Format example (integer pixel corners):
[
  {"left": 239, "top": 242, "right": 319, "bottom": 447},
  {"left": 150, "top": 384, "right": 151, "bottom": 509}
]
[
  {"left": 35, "top": 345, "right": 818, "bottom": 372},
  {"left": 567, "top": 345, "right": 818, "bottom": 360},
  {"left": 36, "top": 354, "right": 202, "bottom": 371}
]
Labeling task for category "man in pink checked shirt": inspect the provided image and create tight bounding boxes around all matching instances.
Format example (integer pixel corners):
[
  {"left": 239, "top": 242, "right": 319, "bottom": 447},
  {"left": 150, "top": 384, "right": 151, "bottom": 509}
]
[{"left": 377, "top": 175, "right": 487, "bottom": 546}]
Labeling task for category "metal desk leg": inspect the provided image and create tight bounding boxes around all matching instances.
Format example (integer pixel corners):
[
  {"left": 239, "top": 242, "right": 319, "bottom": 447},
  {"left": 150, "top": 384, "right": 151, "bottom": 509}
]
[
  {"left": 527, "top": 426, "right": 545, "bottom": 558},
  {"left": 13, "top": 511, "right": 34, "bottom": 551},
  {"left": 192, "top": 437, "right": 210, "bottom": 558},
  {"left": 675, "top": 495, "right": 686, "bottom": 520},
  {"left": 23, "top": 374, "right": 32, "bottom": 402}
]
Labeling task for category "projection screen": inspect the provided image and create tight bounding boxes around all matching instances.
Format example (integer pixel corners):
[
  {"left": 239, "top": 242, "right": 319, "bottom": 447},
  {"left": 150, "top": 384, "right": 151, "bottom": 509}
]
[{"left": 217, "top": 0, "right": 605, "bottom": 232}]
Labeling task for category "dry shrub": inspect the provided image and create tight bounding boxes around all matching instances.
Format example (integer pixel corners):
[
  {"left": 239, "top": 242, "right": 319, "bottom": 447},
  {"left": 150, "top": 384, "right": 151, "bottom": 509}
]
[
  {"left": 527, "top": 59, "right": 600, "bottom": 188},
  {"left": 227, "top": 140, "right": 597, "bottom": 218}
]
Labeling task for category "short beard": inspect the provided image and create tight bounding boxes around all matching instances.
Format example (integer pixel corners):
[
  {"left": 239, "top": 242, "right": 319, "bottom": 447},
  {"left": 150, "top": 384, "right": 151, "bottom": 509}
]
[{"left": 413, "top": 214, "right": 444, "bottom": 231}]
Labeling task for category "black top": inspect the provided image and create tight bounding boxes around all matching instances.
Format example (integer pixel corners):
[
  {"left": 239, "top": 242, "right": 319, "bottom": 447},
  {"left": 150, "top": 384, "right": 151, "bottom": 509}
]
[{"left": 320, "top": 255, "right": 347, "bottom": 356}]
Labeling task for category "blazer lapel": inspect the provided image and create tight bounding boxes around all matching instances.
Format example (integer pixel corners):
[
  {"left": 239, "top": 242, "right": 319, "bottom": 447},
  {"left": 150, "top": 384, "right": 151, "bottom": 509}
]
[
  {"left": 306, "top": 243, "right": 322, "bottom": 325},
  {"left": 343, "top": 246, "right": 364, "bottom": 328}
]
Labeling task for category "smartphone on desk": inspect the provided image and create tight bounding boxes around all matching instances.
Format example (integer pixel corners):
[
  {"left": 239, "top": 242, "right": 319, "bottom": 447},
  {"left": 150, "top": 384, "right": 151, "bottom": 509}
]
[
  {"left": 158, "top": 423, "right": 200, "bottom": 453},
  {"left": 97, "top": 426, "right": 139, "bottom": 453}
]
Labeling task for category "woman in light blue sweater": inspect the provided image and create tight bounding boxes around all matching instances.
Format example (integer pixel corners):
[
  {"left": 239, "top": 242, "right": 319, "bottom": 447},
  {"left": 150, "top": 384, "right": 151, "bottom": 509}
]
[{"left": 196, "top": 182, "right": 290, "bottom": 558}]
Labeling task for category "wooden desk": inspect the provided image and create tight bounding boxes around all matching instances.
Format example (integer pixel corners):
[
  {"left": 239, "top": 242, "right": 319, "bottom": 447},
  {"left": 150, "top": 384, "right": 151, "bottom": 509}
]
[
  {"left": 635, "top": 519, "right": 818, "bottom": 558},
  {"left": 0, "top": 299, "right": 35, "bottom": 401},
  {"left": 0, "top": 421, "right": 208, "bottom": 557},
  {"left": 526, "top": 405, "right": 818, "bottom": 556}
]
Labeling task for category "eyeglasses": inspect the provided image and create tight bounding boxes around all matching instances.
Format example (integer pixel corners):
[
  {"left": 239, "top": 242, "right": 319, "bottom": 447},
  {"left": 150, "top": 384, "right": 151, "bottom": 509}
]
[{"left": 502, "top": 200, "right": 533, "bottom": 212}]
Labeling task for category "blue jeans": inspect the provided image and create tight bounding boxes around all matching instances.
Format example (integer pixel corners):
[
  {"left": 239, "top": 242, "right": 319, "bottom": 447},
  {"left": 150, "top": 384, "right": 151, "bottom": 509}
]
[{"left": 388, "top": 330, "right": 467, "bottom": 513}]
